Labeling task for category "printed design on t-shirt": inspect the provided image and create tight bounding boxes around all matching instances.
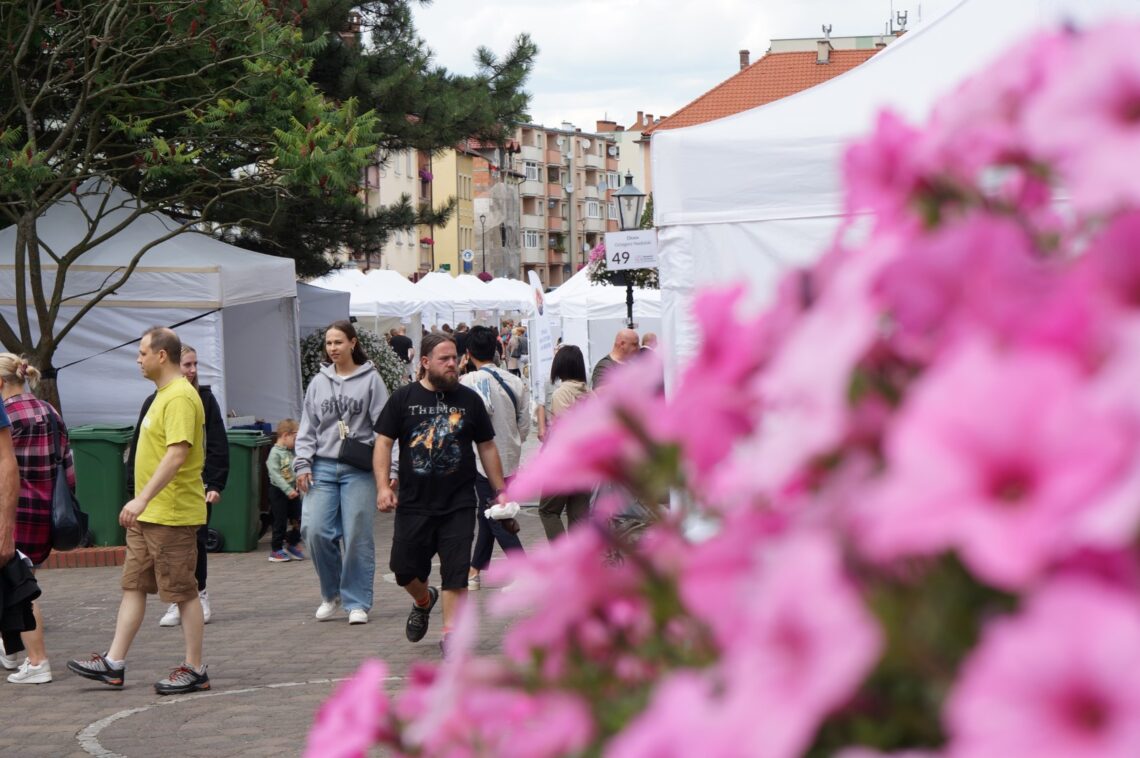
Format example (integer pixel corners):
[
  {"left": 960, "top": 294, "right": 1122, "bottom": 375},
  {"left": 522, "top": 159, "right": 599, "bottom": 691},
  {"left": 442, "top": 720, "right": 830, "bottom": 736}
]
[{"left": 408, "top": 407, "right": 466, "bottom": 476}]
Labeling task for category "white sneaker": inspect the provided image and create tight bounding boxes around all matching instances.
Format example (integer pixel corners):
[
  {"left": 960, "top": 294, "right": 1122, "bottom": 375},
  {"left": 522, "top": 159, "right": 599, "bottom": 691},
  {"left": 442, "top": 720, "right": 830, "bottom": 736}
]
[
  {"left": 158, "top": 603, "right": 181, "bottom": 627},
  {"left": 7, "top": 658, "right": 51, "bottom": 684},
  {"left": 467, "top": 574, "right": 481, "bottom": 591},
  {"left": 199, "top": 590, "right": 212, "bottom": 624},
  {"left": 0, "top": 639, "right": 19, "bottom": 670},
  {"left": 348, "top": 609, "right": 368, "bottom": 625},
  {"left": 315, "top": 598, "right": 341, "bottom": 621}
]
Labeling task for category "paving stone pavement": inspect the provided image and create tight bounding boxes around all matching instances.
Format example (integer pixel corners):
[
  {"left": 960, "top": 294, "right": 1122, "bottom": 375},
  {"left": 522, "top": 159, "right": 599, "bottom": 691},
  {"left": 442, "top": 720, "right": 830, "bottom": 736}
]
[{"left": 0, "top": 496, "right": 547, "bottom": 757}]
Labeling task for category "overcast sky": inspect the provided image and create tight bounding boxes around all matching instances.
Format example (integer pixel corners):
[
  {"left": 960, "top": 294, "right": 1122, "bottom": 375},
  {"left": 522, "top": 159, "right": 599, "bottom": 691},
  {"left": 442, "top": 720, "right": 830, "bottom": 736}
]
[{"left": 411, "top": 0, "right": 963, "bottom": 129}]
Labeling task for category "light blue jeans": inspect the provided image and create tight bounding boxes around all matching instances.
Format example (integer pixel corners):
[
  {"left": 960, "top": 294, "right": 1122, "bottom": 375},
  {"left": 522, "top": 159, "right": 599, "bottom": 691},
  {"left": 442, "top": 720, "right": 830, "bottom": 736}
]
[{"left": 301, "top": 457, "right": 377, "bottom": 612}]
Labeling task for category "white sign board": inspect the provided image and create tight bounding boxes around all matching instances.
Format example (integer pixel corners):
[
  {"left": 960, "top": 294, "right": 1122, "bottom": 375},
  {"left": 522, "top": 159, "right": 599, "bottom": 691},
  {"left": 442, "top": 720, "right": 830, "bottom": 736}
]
[
  {"left": 461, "top": 248, "right": 475, "bottom": 263},
  {"left": 603, "top": 230, "right": 658, "bottom": 270},
  {"left": 527, "top": 271, "right": 555, "bottom": 406}
]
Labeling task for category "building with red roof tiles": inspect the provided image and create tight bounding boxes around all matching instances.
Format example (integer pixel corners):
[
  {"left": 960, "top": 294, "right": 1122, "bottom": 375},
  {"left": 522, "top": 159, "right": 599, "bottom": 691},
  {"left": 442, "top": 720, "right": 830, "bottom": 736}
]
[{"left": 633, "top": 32, "right": 898, "bottom": 193}]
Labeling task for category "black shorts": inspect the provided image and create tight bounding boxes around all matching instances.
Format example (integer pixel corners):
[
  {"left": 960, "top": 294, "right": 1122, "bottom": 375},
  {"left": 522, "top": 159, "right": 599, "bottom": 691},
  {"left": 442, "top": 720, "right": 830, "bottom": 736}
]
[{"left": 390, "top": 507, "right": 476, "bottom": 590}]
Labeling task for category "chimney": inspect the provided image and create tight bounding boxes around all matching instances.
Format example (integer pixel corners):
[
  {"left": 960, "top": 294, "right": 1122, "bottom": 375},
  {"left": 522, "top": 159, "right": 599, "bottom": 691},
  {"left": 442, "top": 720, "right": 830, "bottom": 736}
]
[
  {"left": 817, "top": 39, "right": 833, "bottom": 64},
  {"left": 646, "top": 114, "right": 653, "bottom": 126},
  {"left": 635, "top": 111, "right": 644, "bottom": 129},
  {"left": 739, "top": 49, "right": 750, "bottom": 70}
]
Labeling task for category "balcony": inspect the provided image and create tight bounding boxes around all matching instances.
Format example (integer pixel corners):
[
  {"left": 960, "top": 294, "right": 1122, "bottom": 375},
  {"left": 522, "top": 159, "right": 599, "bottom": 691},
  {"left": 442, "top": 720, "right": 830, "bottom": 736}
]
[
  {"left": 584, "top": 217, "right": 606, "bottom": 233},
  {"left": 545, "top": 183, "right": 563, "bottom": 199},
  {"left": 520, "top": 144, "right": 544, "bottom": 163},
  {"left": 519, "top": 179, "right": 544, "bottom": 197},
  {"left": 522, "top": 247, "right": 546, "bottom": 265},
  {"left": 546, "top": 148, "right": 564, "bottom": 165},
  {"left": 547, "top": 216, "right": 563, "bottom": 232},
  {"left": 521, "top": 213, "right": 544, "bottom": 230},
  {"left": 582, "top": 152, "right": 604, "bottom": 169}
]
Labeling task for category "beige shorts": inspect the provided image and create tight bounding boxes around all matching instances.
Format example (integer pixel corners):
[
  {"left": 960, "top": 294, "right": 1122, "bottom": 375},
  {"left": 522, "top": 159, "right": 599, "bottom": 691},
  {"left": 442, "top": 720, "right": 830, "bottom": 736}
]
[{"left": 121, "top": 522, "right": 199, "bottom": 603}]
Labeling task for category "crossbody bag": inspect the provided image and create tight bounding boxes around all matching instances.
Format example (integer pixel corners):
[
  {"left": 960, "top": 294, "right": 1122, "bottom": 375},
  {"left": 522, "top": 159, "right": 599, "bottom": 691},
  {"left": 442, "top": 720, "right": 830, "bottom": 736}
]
[{"left": 325, "top": 375, "right": 374, "bottom": 472}]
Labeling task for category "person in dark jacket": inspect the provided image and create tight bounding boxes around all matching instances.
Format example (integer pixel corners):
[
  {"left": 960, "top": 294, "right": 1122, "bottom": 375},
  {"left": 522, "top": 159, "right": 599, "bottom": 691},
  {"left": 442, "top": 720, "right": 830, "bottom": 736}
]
[{"left": 127, "top": 344, "right": 228, "bottom": 627}]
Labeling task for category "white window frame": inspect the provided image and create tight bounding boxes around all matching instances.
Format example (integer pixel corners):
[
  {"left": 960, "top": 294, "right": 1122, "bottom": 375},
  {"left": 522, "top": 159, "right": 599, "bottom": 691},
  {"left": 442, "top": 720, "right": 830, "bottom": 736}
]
[
  {"left": 608, "top": 201, "right": 618, "bottom": 220},
  {"left": 607, "top": 171, "right": 619, "bottom": 189},
  {"left": 523, "top": 230, "right": 540, "bottom": 248},
  {"left": 525, "top": 161, "right": 540, "bottom": 181},
  {"left": 586, "top": 200, "right": 601, "bottom": 219}
]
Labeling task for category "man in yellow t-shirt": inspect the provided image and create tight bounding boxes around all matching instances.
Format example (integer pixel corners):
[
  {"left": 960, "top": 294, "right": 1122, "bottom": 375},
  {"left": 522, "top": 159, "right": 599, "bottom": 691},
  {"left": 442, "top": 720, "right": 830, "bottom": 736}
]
[{"left": 66, "top": 326, "right": 211, "bottom": 695}]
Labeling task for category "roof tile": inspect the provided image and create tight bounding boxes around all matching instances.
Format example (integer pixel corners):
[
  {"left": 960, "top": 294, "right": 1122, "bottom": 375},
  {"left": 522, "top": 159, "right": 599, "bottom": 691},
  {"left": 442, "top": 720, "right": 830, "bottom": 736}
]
[{"left": 646, "top": 48, "right": 881, "bottom": 134}]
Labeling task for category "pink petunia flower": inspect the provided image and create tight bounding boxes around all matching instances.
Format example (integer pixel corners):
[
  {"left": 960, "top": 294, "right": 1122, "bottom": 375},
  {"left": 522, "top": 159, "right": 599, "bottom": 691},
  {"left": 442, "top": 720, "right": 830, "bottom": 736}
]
[
  {"left": 508, "top": 354, "right": 667, "bottom": 501},
  {"left": 858, "top": 341, "right": 1137, "bottom": 589},
  {"left": 617, "top": 531, "right": 881, "bottom": 758},
  {"left": 1025, "top": 22, "right": 1140, "bottom": 213},
  {"left": 946, "top": 578, "right": 1140, "bottom": 758},
  {"left": 304, "top": 659, "right": 390, "bottom": 758}
]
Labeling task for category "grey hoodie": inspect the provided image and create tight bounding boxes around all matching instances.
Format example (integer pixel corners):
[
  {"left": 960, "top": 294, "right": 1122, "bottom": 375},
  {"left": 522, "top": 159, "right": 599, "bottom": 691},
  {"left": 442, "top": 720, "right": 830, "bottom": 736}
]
[{"left": 294, "top": 362, "right": 389, "bottom": 476}]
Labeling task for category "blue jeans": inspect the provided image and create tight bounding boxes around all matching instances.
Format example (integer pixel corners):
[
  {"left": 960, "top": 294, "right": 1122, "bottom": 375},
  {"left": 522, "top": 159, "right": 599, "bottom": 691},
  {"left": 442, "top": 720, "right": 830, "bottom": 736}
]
[{"left": 300, "top": 457, "right": 377, "bottom": 611}]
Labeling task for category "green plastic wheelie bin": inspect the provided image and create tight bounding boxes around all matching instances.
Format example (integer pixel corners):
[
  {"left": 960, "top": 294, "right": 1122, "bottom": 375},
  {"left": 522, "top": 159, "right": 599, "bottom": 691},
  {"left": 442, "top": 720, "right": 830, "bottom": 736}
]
[
  {"left": 212, "top": 430, "right": 274, "bottom": 552},
  {"left": 68, "top": 424, "right": 134, "bottom": 547}
]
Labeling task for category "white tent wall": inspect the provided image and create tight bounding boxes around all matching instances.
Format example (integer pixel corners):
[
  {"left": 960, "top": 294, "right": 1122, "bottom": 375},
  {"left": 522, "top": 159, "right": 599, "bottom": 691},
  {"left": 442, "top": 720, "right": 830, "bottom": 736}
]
[
  {"left": 0, "top": 184, "right": 303, "bottom": 426},
  {"left": 221, "top": 298, "right": 302, "bottom": 423},
  {"left": 0, "top": 305, "right": 221, "bottom": 426},
  {"left": 296, "top": 283, "right": 350, "bottom": 337},
  {"left": 652, "top": 0, "right": 1140, "bottom": 369}
]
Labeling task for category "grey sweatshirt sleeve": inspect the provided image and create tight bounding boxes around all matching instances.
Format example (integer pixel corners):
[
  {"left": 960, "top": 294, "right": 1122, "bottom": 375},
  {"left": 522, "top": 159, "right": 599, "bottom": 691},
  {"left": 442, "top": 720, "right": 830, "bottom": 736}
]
[{"left": 293, "top": 383, "right": 320, "bottom": 476}]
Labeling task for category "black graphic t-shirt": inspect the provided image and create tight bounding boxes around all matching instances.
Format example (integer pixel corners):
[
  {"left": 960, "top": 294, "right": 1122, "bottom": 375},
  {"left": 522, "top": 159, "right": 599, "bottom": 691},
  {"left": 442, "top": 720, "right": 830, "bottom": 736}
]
[{"left": 375, "top": 382, "right": 495, "bottom": 514}]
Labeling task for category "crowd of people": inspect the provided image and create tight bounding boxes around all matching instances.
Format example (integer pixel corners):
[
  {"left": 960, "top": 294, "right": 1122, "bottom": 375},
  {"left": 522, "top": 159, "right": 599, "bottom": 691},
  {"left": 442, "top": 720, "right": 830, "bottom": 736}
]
[{"left": 0, "top": 317, "right": 658, "bottom": 691}]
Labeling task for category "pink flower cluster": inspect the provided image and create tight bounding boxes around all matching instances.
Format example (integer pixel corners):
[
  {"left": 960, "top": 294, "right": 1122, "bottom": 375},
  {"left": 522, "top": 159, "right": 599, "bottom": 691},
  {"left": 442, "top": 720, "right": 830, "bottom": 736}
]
[{"left": 308, "top": 22, "right": 1140, "bottom": 758}]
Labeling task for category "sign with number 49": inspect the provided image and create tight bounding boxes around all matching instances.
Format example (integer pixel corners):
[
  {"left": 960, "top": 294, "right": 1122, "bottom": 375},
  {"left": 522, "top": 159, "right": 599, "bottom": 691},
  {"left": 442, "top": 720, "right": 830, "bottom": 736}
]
[{"left": 603, "top": 230, "right": 659, "bottom": 271}]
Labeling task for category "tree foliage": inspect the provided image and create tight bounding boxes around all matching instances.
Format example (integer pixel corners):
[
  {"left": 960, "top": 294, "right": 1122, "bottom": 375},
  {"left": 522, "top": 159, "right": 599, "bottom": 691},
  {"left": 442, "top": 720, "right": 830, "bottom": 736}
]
[
  {"left": 216, "top": 1, "right": 539, "bottom": 275},
  {"left": 0, "top": 0, "right": 381, "bottom": 405}
]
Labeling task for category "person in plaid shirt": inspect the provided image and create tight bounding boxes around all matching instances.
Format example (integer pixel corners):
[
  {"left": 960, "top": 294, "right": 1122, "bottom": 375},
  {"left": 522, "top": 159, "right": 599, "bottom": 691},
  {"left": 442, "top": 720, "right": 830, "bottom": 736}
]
[{"left": 0, "top": 353, "right": 75, "bottom": 684}]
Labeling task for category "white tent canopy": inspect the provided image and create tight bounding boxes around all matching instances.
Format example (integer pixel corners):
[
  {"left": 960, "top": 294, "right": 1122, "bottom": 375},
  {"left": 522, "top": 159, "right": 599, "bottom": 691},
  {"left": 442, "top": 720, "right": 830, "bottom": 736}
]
[
  {"left": 0, "top": 185, "right": 302, "bottom": 425},
  {"left": 544, "top": 267, "right": 662, "bottom": 369},
  {"left": 652, "top": 0, "right": 1140, "bottom": 367}
]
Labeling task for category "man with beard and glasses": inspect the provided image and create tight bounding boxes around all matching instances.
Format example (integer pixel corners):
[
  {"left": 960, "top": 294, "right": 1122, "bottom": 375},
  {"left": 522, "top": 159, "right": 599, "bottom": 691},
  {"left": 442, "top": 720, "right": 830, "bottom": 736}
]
[{"left": 373, "top": 333, "right": 505, "bottom": 654}]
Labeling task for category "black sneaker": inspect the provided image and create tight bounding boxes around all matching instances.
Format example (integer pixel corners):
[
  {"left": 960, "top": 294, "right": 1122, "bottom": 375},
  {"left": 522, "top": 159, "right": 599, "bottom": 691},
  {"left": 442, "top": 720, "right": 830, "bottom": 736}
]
[
  {"left": 406, "top": 586, "right": 439, "bottom": 643},
  {"left": 154, "top": 664, "right": 210, "bottom": 695},
  {"left": 66, "top": 653, "right": 125, "bottom": 687}
]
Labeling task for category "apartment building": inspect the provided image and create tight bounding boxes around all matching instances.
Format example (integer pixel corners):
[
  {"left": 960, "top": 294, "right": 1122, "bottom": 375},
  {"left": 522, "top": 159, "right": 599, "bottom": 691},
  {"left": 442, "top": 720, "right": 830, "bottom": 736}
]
[
  {"left": 358, "top": 147, "right": 423, "bottom": 276},
  {"left": 419, "top": 147, "right": 477, "bottom": 277},
  {"left": 511, "top": 122, "right": 622, "bottom": 287}
]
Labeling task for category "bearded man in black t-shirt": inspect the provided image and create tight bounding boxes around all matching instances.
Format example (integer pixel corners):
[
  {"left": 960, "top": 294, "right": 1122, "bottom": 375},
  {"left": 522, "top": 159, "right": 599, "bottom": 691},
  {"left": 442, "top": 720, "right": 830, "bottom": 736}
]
[{"left": 373, "top": 333, "right": 506, "bottom": 652}]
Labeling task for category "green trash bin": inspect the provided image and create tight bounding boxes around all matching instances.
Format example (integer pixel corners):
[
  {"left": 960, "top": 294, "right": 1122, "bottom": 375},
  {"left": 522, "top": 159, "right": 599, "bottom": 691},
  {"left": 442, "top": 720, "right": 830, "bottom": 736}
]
[
  {"left": 213, "top": 430, "right": 275, "bottom": 552},
  {"left": 68, "top": 424, "right": 135, "bottom": 547}
]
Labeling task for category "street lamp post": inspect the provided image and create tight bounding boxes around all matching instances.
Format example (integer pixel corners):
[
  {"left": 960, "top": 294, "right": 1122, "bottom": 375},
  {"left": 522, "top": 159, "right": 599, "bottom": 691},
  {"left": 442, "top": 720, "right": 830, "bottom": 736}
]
[
  {"left": 612, "top": 171, "right": 647, "bottom": 329},
  {"left": 479, "top": 213, "right": 487, "bottom": 274}
]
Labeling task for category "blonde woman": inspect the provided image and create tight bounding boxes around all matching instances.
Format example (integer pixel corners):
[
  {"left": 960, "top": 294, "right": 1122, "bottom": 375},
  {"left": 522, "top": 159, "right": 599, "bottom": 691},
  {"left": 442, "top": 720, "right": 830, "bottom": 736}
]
[{"left": 0, "top": 354, "right": 76, "bottom": 684}]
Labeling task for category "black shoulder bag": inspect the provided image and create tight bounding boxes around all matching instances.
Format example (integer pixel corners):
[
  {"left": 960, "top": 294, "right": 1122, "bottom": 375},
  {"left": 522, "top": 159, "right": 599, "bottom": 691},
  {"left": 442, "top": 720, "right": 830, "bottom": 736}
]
[
  {"left": 47, "top": 412, "right": 88, "bottom": 551},
  {"left": 326, "top": 375, "right": 374, "bottom": 472},
  {"left": 480, "top": 366, "right": 519, "bottom": 416}
]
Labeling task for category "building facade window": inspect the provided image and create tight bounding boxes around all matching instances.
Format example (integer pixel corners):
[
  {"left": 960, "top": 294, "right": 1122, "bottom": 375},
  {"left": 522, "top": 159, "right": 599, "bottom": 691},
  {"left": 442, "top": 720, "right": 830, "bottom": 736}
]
[
  {"left": 523, "top": 230, "right": 540, "bottom": 248},
  {"left": 586, "top": 200, "right": 601, "bottom": 219},
  {"left": 406, "top": 150, "right": 413, "bottom": 176},
  {"left": 607, "top": 171, "right": 619, "bottom": 189},
  {"left": 608, "top": 201, "right": 618, "bottom": 220},
  {"left": 524, "top": 161, "right": 540, "bottom": 181}
]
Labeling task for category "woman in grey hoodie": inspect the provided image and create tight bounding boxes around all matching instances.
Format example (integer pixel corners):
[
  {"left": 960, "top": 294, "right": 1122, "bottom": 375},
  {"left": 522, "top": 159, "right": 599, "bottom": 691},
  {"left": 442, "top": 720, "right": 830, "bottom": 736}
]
[{"left": 294, "top": 321, "right": 389, "bottom": 625}]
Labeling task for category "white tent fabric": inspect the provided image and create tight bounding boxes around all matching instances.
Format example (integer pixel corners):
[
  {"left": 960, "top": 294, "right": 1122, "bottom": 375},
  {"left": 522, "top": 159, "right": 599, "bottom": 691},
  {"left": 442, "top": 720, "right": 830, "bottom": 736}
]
[
  {"left": 414, "top": 272, "right": 476, "bottom": 327},
  {"left": 297, "top": 283, "right": 350, "bottom": 337},
  {"left": 0, "top": 186, "right": 302, "bottom": 425},
  {"left": 652, "top": 0, "right": 1140, "bottom": 368},
  {"left": 544, "top": 267, "right": 662, "bottom": 368}
]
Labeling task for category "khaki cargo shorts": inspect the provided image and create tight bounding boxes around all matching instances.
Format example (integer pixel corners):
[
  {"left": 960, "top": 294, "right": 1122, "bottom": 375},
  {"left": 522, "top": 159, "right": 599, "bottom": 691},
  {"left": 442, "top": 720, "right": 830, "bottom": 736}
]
[{"left": 121, "top": 522, "right": 199, "bottom": 603}]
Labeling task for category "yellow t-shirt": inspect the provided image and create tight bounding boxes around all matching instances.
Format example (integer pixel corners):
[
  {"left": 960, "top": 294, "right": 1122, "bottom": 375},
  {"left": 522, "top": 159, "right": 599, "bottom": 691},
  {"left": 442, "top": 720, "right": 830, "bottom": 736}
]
[{"left": 136, "top": 377, "right": 206, "bottom": 526}]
